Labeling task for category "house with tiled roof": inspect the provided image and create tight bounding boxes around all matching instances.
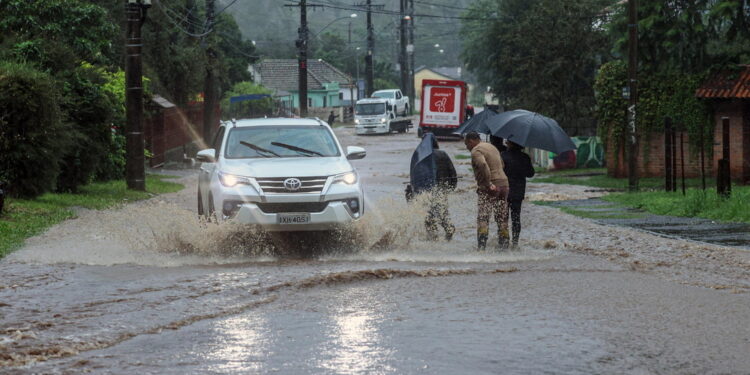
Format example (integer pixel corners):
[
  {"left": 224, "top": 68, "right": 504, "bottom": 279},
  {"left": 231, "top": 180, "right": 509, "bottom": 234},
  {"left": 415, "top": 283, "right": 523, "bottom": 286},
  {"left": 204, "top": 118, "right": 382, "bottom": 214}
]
[
  {"left": 250, "top": 59, "right": 358, "bottom": 111},
  {"left": 696, "top": 65, "right": 750, "bottom": 184}
]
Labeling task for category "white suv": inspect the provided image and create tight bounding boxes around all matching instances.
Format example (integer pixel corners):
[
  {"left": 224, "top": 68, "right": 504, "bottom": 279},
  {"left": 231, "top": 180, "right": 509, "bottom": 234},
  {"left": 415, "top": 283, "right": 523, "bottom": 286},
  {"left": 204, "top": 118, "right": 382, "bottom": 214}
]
[{"left": 196, "top": 118, "right": 366, "bottom": 231}]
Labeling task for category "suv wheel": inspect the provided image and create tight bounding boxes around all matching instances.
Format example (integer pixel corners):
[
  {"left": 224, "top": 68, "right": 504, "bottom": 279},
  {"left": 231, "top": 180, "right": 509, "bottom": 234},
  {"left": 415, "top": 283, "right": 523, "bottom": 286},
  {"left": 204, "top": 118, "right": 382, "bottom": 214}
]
[
  {"left": 197, "top": 189, "right": 204, "bottom": 216},
  {"left": 207, "top": 192, "right": 217, "bottom": 222}
]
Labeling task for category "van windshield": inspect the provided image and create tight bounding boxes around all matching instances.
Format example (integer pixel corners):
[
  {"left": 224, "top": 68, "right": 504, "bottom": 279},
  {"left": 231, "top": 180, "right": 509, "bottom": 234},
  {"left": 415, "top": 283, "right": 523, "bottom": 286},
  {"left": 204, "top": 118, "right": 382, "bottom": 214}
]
[
  {"left": 224, "top": 126, "right": 340, "bottom": 159},
  {"left": 356, "top": 103, "right": 386, "bottom": 115}
]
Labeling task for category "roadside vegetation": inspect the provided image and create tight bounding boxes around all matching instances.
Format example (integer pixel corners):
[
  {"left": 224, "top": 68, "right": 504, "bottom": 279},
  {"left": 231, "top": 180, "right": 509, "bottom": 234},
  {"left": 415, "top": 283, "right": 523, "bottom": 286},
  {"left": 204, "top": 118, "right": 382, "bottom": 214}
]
[
  {"left": 604, "top": 187, "right": 750, "bottom": 224},
  {"left": 533, "top": 168, "right": 750, "bottom": 224},
  {"left": 533, "top": 168, "right": 705, "bottom": 190},
  {"left": 0, "top": 175, "right": 183, "bottom": 258}
]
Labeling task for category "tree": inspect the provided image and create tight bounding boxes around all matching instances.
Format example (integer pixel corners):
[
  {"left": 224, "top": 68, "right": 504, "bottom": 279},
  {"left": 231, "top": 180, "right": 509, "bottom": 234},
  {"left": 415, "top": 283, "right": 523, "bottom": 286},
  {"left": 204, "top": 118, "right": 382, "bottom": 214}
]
[
  {"left": 221, "top": 81, "right": 274, "bottom": 118},
  {"left": 461, "top": 0, "right": 614, "bottom": 135},
  {"left": 0, "top": 62, "right": 70, "bottom": 198}
]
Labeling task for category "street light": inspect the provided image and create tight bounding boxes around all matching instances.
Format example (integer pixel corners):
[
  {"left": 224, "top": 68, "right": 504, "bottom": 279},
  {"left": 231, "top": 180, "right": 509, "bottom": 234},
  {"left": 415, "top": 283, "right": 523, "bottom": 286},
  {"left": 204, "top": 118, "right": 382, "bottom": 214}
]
[{"left": 313, "top": 13, "right": 358, "bottom": 39}]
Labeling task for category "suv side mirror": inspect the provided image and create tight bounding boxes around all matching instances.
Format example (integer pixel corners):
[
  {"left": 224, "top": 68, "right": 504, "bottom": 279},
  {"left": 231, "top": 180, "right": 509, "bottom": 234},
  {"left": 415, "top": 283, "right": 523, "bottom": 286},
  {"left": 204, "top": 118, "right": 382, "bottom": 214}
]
[
  {"left": 196, "top": 149, "right": 216, "bottom": 163},
  {"left": 346, "top": 146, "right": 366, "bottom": 160}
]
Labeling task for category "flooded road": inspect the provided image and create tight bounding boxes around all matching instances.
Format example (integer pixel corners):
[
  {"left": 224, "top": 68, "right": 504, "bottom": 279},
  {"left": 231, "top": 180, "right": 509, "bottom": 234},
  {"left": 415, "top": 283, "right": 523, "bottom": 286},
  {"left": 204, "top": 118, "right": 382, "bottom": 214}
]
[{"left": 2, "top": 127, "right": 750, "bottom": 374}]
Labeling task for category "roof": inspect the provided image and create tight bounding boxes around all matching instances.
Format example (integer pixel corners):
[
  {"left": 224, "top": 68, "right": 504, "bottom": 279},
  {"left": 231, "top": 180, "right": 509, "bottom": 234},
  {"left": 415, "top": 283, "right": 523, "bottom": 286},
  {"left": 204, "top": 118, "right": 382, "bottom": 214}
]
[
  {"left": 696, "top": 66, "right": 750, "bottom": 99},
  {"left": 228, "top": 118, "right": 326, "bottom": 128},
  {"left": 151, "top": 95, "right": 176, "bottom": 109},
  {"left": 254, "top": 59, "right": 354, "bottom": 92},
  {"left": 415, "top": 66, "right": 463, "bottom": 80}
]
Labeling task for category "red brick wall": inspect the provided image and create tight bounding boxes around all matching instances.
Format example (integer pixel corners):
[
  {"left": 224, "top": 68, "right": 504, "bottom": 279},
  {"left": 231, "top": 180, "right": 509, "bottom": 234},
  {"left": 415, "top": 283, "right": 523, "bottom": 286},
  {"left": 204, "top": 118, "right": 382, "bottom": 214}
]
[
  {"left": 712, "top": 99, "right": 750, "bottom": 184},
  {"left": 607, "top": 131, "right": 710, "bottom": 179},
  {"left": 144, "top": 103, "right": 219, "bottom": 167}
]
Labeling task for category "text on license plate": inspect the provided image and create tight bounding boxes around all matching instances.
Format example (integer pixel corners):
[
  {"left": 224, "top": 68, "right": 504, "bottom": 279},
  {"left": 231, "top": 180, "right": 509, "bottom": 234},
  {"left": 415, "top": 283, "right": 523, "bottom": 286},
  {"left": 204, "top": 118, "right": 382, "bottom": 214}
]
[{"left": 278, "top": 213, "right": 311, "bottom": 224}]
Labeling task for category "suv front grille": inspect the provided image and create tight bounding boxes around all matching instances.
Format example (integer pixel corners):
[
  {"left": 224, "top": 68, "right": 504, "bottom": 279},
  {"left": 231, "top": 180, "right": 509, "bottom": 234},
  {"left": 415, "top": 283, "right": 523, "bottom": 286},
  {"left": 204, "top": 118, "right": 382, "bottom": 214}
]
[
  {"left": 256, "top": 202, "right": 329, "bottom": 213},
  {"left": 256, "top": 176, "right": 328, "bottom": 194}
]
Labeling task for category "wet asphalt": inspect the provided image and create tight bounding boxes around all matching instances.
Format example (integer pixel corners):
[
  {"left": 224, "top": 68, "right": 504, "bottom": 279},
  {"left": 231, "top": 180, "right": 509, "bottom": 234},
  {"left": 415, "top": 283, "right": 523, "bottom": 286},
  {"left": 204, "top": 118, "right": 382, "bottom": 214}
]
[{"left": 1, "top": 126, "right": 749, "bottom": 374}]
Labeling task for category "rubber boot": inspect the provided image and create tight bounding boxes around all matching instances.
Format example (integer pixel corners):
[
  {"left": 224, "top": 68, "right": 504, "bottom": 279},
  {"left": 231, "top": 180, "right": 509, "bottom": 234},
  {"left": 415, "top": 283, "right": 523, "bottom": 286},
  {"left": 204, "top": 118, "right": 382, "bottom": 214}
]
[
  {"left": 477, "top": 233, "right": 488, "bottom": 250},
  {"left": 498, "top": 228, "right": 510, "bottom": 250},
  {"left": 445, "top": 224, "right": 456, "bottom": 241}
]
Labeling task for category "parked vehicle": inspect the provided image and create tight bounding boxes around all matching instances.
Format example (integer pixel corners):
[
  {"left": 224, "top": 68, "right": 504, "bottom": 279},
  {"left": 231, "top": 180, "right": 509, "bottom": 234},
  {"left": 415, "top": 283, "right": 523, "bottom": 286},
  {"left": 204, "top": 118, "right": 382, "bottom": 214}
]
[
  {"left": 196, "top": 118, "right": 366, "bottom": 231},
  {"left": 418, "top": 79, "right": 467, "bottom": 137},
  {"left": 354, "top": 98, "right": 412, "bottom": 135},
  {"left": 371, "top": 89, "right": 410, "bottom": 116}
]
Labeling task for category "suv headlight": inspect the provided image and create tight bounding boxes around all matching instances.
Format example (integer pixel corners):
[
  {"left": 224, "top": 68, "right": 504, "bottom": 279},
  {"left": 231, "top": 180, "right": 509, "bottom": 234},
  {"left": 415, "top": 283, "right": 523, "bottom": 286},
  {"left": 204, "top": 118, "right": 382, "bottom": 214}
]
[
  {"left": 354, "top": 118, "right": 360, "bottom": 124},
  {"left": 219, "top": 172, "right": 253, "bottom": 187},
  {"left": 380, "top": 117, "right": 387, "bottom": 123},
  {"left": 333, "top": 171, "right": 358, "bottom": 185}
]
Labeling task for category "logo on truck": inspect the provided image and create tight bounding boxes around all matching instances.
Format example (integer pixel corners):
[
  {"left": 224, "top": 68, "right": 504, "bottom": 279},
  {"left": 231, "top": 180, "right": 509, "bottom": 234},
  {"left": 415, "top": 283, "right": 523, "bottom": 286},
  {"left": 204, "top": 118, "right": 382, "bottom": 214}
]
[{"left": 429, "top": 87, "right": 455, "bottom": 113}]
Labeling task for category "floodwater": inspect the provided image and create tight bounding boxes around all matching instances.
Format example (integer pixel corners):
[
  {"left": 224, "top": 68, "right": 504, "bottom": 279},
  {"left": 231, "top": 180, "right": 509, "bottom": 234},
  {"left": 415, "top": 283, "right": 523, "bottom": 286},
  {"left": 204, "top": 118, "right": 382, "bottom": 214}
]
[{"left": 2, "top": 126, "right": 750, "bottom": 374}]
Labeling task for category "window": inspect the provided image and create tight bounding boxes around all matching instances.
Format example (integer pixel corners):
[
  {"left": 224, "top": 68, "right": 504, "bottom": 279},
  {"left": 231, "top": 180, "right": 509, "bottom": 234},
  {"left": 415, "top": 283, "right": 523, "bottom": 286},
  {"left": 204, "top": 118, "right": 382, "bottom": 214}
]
[
  {"left": 308, "top": 98, "right": 313, "bottom": 107},
  {"left": 323, "top": 96, "right": 327, "bottom": 107},
  {"left": 339, "top": 92, "right": 344, "bottom": 100},
  {"left": 225, "top": 126, "right": 341, "bottom": 159},
  {"left": 396, "top": 91, "right": 402, "bottom": 99}
]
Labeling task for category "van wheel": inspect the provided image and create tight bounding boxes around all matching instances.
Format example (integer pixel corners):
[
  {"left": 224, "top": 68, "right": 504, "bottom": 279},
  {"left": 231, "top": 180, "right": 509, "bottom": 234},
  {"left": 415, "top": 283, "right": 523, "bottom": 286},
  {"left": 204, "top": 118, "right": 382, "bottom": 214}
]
[{"left": 404, "top": 104, "right": 410, "bottom": 116}]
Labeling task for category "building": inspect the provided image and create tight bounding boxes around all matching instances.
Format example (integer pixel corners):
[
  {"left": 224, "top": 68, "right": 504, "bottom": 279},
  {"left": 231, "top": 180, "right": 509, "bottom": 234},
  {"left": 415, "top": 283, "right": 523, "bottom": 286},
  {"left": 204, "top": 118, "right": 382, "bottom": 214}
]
[
  {"left": 250, "top": 59, "right": 357, "bottom": 114},
  {"left": 144, "top": 95, "right": 219, "bottom": 168},
  {"left": 696, "top": 66, "right": 750, "bottom": 184}
]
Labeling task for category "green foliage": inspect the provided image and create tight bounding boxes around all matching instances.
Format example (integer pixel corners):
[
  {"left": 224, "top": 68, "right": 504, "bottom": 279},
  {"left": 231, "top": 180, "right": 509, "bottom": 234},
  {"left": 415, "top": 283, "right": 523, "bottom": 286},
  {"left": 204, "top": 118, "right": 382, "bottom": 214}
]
[
  {"left": 221, "top": 81, "right": 275, "bottom": 118},
  {"left": 607, "top": 0, "right": 750, "bottom": 73},
  {"left": 594, "top": 61, "right": 713, "bottom": 157},
  {"left": 604, "top": 186, "right": 750, "bottom": 224},
  {"left": 56, "top": 63, "right": 118, "bottom": 192},
  {"left": 0, "top": 175, "right": 184, "bottom": 258},
  {"left": 373, "top": 77, "right": 398, "bottom": 91},
  {"left": 0, "top": 61, "right": 70, "bottom": 198},
  {"left": 0, "top": 0, "right": 117, "bottom": 66},
  {"left": 461, "top": 0, "right": 613, "bottom": 135},
  {"left": 533, "top": 167, "right": 704, "bottom": 190}
]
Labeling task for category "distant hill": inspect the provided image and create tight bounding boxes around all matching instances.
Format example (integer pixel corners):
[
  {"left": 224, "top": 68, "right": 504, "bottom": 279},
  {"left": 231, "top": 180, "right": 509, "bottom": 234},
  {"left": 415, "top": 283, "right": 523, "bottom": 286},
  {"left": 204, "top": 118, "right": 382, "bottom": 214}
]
[{"left": 223, "top": 0, "right": 476, "bottom": 68}]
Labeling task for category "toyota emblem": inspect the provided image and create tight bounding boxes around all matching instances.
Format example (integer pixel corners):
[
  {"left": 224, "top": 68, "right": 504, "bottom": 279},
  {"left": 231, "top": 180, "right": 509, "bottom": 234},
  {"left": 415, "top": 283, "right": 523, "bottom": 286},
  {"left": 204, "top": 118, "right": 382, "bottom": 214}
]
[{"left": 283, "top": 178, "right": 302, "bottom": 191}]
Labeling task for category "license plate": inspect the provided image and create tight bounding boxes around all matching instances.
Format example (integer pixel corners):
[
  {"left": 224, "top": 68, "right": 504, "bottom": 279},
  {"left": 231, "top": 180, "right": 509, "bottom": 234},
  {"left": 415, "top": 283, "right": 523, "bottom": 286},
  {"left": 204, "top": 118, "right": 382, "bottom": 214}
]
[{"left": 277, "top": 213, "right": 311, "bottom": 224}]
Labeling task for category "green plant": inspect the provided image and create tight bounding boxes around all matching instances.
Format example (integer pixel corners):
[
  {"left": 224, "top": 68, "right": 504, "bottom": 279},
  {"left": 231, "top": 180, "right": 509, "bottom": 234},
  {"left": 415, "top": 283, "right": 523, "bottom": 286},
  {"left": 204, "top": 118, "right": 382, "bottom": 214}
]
[{"left": 0, "top": 61, "right": 70, "bottom": 198}]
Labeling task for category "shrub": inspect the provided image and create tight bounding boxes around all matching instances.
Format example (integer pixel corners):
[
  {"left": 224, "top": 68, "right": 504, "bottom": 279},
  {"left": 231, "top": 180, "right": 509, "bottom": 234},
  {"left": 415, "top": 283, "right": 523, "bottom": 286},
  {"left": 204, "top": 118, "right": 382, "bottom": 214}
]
[
  {"left": 221, "top": 81, "right": 274, "bottom": 119},
  {"left": 0, "top": 61, "right": 70, "bottom": 198},
  {"left": 55, "top": 64, "right": 116, "bottom": 192}
]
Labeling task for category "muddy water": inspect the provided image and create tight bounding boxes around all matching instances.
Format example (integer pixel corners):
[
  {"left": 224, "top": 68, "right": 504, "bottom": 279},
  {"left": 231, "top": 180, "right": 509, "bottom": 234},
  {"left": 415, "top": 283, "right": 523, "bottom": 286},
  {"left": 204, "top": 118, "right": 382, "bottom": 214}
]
[{"left": 2, "top": 127, "right": 750, "bottom": 374}]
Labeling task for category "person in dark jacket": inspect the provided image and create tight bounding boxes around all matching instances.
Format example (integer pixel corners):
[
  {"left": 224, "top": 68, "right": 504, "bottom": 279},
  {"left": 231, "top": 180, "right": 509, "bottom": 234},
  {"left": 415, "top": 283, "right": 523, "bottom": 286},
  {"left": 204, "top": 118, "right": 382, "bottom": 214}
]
[
  {"left": 327, "top": 111, "right": 337, "bottom": 125},
  {"left": 501, "top": 140, "right": 535, "bottom": 247},
  {"left": 409, "top": 134, "right": 458, "bottom": 240},
  {"left": 490, "top": 135, "right": 507, "bottom": 154},
  {"left": 427, "top": 136, "right": 458, "bottom": 240}
]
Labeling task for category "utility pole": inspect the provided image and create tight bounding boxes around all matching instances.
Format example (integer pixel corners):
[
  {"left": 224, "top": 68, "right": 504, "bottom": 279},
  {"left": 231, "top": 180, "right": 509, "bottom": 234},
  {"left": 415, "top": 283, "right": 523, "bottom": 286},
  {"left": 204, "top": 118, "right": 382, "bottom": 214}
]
[
  {"left": 125, "top": 0, "right": 150, "bottom": 191},
  {"left": 627, "top": 0, "right": 638, "bottom": 191},
  {"left": 286, "top": 0, "right": 310, "bottom": 117},
  {"left": 203, "top": 0, "right": 218, "bottom": 144},
  {"left": 399, "top": 0, "right": 408, "bottom": 96},
  {"left": 408, "top": 0, "right": 415, "bottom": 112},
  {"left": 365, "top": 0, "right": 374, "bottom": 96}
]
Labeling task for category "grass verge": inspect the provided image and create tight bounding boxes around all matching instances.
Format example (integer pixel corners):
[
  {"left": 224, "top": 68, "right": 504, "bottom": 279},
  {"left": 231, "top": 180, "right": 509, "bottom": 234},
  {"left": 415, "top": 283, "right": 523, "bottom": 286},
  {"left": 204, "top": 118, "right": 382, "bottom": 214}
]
[
  {"left": 0, "top": 174, "right": 184, "bottom": 258},
  {"left": 533, "top": 168, "right": 705, "bottom": 190},
  {"left": 603, "top": 187, "right": 750, "bottom": 224}
]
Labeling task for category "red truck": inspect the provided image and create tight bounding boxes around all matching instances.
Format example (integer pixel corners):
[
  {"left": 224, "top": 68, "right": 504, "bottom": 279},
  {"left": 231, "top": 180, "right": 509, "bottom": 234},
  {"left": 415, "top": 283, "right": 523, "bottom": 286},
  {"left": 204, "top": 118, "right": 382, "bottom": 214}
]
[{"left": 418, "top": 79, "right": 467, "bottom": 138}]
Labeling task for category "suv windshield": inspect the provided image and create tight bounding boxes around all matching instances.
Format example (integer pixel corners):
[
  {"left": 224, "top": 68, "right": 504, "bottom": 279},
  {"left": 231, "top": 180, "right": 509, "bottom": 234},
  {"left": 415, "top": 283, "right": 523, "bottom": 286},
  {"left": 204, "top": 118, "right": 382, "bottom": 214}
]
[
  {"left": 356, "top": 103, "right": 386, "bottom": 115},
  {"left": 224, "top": 126, "right": 340, "bottom": 159},
  {"left": 372, "top": 91, "right": 394, "bottom": 99}
]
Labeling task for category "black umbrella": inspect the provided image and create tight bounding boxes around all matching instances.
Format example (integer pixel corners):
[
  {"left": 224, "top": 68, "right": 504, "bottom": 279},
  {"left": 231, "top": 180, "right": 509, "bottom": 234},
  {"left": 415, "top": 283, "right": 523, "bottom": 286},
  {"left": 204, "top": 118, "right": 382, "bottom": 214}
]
[
  {"left": 486, "top": 110, "right": 576, "bottom": 154},
  {"left": 452, "top": 108, "right": 498, "bottom": 135}
]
